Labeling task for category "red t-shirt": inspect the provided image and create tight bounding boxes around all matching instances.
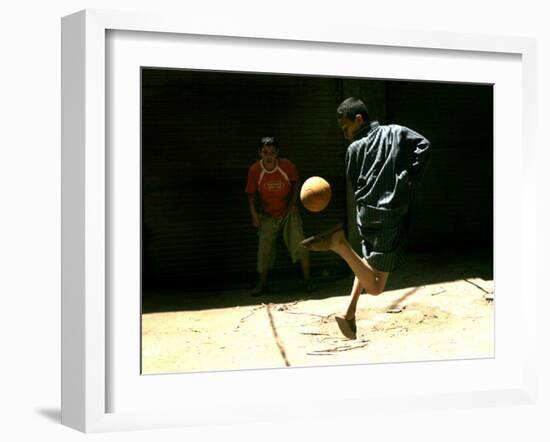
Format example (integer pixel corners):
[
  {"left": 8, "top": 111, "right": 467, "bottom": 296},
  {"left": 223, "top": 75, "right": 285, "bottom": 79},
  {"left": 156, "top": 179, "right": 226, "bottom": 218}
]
[{"left": 245, "top": 158, "right": 299, "bottom": 218}]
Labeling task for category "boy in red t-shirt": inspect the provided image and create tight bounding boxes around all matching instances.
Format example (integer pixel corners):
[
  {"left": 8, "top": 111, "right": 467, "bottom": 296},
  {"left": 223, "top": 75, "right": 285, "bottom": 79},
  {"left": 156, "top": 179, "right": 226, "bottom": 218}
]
[{"left": 246, "top": 136, "right": 313, "bottom": 296}]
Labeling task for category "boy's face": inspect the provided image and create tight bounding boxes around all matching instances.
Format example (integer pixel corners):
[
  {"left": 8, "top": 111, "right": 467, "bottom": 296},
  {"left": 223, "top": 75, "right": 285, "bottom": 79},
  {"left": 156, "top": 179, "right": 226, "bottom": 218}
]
[
  {"left": 259, "top": 144, "right": 278, "bottom": 170},
  {"left": 338, "top": 115, "right": 364, "bottom": 141}
]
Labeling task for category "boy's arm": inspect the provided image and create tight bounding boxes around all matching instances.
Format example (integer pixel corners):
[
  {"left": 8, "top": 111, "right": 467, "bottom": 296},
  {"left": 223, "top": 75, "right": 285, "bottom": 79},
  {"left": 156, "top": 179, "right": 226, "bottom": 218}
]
[
  {"left": 286, "top": 160, "right": 300, "bottom": 213},
  {"left": 345, "top": 146, "right": 358, "bottom": 191},
  {"left": 289, "top": 179, "right": 300, "bottom": 213},
  {"left": 245, "top": 165, "right": 261, "bottom": 227},
  {"left": 402, "top": 127, "right": 431, "bottom": 184},
  {"left": 247, "top": 192, "right": 261, "bottom": 227}
]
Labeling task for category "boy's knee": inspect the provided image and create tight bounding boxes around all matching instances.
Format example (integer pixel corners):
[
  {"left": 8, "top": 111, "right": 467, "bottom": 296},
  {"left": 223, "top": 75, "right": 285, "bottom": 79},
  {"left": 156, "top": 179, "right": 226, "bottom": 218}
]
[
  {"left": 370, "top": 286, "right": 384, "bottom": 296},
  {"left": 370, "top": 277, "right": 388, "bottom": 296}
]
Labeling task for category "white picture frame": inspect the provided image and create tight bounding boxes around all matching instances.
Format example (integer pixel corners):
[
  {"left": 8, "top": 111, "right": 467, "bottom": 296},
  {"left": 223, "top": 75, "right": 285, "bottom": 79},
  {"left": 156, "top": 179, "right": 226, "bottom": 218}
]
[{"left": 61, "top": 9, "right": 537, "bottom": 433}]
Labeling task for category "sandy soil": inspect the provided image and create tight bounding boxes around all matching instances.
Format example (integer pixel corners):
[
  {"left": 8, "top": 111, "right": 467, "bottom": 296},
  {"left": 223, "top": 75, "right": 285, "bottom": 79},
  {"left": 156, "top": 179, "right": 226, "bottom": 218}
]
[{"left": 142, "top": 251, "right": 494, "bottom": 374}]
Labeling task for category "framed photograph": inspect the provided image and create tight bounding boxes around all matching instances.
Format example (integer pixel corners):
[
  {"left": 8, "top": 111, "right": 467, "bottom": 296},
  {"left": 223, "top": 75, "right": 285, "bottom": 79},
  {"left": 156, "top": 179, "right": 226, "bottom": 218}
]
[{"left": 61, "top": 9, "right": 537, "bottom": 433}]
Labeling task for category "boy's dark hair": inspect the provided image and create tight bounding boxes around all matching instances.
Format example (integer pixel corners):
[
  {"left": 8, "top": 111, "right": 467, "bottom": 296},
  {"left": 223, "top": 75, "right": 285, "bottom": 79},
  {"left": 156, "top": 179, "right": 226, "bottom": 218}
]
[
  {"left": 258, "top": 136, "right": 279, "bottom": 150},
  {"left": 336, "top": 97, "right": 370, "bottom": 123}
]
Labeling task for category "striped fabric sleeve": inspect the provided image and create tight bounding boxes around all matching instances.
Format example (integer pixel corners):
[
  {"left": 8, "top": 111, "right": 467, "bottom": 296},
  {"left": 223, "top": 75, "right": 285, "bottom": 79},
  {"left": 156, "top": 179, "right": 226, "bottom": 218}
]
[
  {"left": 401, "top": 126, "right": 431, "bottom": 183},
  {"left": 345, "top": 145, "right": 358, "bottom": 191}
]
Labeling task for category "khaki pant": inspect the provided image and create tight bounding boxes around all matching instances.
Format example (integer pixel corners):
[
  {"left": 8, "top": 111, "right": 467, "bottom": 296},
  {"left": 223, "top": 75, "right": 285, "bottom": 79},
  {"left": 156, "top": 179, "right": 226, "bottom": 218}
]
[{"left": 257, "top": 211, "right": 306, "bottom": 274}]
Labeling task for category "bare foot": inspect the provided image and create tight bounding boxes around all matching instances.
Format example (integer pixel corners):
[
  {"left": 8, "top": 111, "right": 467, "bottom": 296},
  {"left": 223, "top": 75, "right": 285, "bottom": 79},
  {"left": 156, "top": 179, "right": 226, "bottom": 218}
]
[
  {"left": 301, "top": 224, "right": 346, "bottom": 252},
  {"left": 335, "top": 315, "right": 357, "bottom": 340}
]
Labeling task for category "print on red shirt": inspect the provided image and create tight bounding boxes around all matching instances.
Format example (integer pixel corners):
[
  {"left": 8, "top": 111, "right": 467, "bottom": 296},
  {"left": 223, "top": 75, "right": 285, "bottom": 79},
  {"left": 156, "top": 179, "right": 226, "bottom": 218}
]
[{"left": 246, "top": 158, "right": 299, "bottom": 219}]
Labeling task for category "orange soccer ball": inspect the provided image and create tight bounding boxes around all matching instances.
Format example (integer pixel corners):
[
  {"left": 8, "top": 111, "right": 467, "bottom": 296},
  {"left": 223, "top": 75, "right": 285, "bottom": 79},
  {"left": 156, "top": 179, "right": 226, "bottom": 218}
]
[{"left": 300, "top": 176, "right": 332, "bottom": 212}]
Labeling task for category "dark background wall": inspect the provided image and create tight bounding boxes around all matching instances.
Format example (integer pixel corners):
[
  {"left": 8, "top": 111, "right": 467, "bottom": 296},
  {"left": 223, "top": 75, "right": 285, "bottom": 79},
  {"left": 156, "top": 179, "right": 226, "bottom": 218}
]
[
  {"left": 142, "top": 69, "right": 493, "bottom": 289},
  {"left": 385, "top": 81, "right": 493, "bottom": 249}
]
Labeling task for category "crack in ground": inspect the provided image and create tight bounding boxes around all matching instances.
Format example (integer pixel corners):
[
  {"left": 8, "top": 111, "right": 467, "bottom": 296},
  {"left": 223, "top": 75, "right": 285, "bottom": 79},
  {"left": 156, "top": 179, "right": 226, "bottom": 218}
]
[{"left": 266, "top": 304, "right": 291, "bottom": 367}]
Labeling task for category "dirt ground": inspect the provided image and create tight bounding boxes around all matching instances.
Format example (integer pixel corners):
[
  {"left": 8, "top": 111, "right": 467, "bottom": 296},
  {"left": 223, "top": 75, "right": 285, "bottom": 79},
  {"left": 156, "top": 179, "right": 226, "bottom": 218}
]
[{"left": 141, "top": 250, "right": 494, "bottom": 374}]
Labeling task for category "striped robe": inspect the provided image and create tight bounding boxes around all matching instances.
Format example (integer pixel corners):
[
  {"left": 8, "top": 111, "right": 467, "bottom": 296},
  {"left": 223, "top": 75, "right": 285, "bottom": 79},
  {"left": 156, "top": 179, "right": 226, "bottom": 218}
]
[{"left": 345, "top": 121, "right": 431, "bottom": 271}]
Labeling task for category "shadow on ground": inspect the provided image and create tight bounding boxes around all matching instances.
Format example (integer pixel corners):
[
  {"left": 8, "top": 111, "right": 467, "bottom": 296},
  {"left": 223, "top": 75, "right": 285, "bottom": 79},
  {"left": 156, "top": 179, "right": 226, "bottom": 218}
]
[
  {"left": 35, "top": 408, "right": 61, "bottom": 423},
  {"left": 142, "top": 248, "right": 492, "bottom": 314}
]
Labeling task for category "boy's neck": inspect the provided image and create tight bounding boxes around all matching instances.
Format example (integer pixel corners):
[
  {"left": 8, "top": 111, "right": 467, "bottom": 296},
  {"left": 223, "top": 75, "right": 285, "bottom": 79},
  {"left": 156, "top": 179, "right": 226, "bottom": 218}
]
[{"left": 352, "top": 122, "right": 371, "bottom": 139}]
